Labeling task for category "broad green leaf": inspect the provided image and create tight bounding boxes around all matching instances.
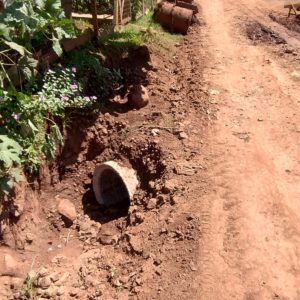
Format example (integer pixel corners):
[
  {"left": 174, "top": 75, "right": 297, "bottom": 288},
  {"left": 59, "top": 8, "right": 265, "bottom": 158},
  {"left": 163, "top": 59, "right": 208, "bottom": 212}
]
[
  {"left": 10, "top": 168, "right": 24, "bottom": 182},
  {"left": 0, "top": 176, "right": 14, "bottom": 195},
  {"left": 0, "top": 135, "right": 22, "bottom": 168},
  {"left": 3, "top": 40, "right": 26, "bottom": 55},
  {"left": 0, "top": 24, "right": 10, "bottom": 40},
  {"left": 21, "top": 67, "right": 32, "bottom": 79},
  {"left": 52, "top": 39, "right": 63, "bottom": 56},
  {"left": 28, "top": 120, "right": 38, "bottom": 132},
  {"left": 19, "top": 56, "right": 38, "bottom": 68},
  {"left": 52, "top": 124, "right": 64, "bottom": 145}
]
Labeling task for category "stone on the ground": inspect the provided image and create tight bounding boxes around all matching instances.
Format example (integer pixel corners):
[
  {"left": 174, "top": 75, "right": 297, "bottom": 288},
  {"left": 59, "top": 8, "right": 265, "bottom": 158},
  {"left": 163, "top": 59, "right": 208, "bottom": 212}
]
[
  {"left": 291, "top": 71, "right": 300, "bottom": 80},
  {"left": 1, "top": 254, "right": 20, "bottom": 277},
  {"left": 128, "top": 85, "right": 149, "bottom": 109},
  {"left": 129, "top": 235, "right": 143, "bottom": 254},
  {"left": 179, "top": 132, "right": 188, "bottom": 140},
  {"left": 147, "top": 198, "right": 158, "bottom": 210},
  {"left": 57, "top": 198, "right": 77, "bottom": 223},
  {"left": 97, "top": 229, "right": 118, "bottom": 245},
  {"left": 37, "top": 276, "right": 51, "bottom": 289}
]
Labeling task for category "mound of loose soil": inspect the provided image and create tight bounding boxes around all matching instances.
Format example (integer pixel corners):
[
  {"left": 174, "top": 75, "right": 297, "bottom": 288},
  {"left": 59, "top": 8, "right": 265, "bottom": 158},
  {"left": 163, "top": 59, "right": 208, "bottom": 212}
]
[
  {"left": 0, "top": 23, "right": 210, "bottom": 300},
  {"left": 246, "top": 21, "right": 286, "bottom": 44},
  {"left": 270, "top": 12, "right": 300, "bottom": 35}
]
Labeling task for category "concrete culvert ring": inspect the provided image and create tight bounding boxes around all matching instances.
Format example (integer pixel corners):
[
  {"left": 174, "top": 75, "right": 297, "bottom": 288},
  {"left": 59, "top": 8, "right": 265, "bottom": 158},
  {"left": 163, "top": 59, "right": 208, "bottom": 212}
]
[{"left": 93, "top": 161, "right": 139, "bottom": 207}]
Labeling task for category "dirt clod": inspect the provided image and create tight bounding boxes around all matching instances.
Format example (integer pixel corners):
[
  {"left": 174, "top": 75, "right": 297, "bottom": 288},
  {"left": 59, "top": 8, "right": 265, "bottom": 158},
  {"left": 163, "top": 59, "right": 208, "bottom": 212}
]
[
  {"left": 0, "top": 254, "right": 20, "bottom": 277},
  {"left": 246, "top": 22, "right": 286, "bottom": 44},
  {"left": 57, "top": 198, "right": 77, "bottom": 224},
  {"left": 128, "top": 85, "right": 150, "bottom": 109}
]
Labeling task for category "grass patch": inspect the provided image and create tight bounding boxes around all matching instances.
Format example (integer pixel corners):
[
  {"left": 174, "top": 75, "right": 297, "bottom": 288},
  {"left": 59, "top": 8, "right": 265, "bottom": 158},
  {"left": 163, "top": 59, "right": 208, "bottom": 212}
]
[
  {"left": 97, "top": 10, "right": 183, "bottom": 57},
  {"left": 126, "top": 10, "right": 183, "bottom": 45}
]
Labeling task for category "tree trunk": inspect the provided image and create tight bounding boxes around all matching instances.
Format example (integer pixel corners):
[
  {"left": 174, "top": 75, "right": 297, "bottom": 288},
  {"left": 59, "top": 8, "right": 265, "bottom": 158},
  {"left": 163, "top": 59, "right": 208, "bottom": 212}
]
[{"left": 61, "top": 0, "right": 73, "bottom": 18}]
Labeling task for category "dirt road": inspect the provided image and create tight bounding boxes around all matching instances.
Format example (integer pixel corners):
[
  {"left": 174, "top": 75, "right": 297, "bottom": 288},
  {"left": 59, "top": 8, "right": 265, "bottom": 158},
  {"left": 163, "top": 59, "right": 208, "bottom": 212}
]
[
  {"left": 193, "top": 0, "right": 300, "bottom": 299},
  {"left": 1, "top": 1, "right": 300, "bottom": 299}
]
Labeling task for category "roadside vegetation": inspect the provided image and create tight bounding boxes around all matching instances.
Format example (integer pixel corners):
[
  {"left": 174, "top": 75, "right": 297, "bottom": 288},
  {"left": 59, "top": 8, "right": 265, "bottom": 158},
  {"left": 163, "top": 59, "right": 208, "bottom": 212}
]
[{"left": 0, "top": 1, "right": 181, "bottom": 196}]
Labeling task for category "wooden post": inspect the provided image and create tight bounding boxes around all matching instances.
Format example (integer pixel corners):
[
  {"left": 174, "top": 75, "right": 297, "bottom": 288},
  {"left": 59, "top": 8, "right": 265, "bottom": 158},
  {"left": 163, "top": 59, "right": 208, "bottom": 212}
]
[
  {"left": 61, "top": 0, "right": 73, "bottom": 18},
  {"left": 113, "top": 0, "right": 119, "bottom": 29},
  {"left": 0, "top": 0, "right": 4, "bottom": 11},
  {"left": 142, "top": 0, "right": 145, "bottom": 16},
  {"left": 90, "top": 0, "right": 99, "bottom": 37}
]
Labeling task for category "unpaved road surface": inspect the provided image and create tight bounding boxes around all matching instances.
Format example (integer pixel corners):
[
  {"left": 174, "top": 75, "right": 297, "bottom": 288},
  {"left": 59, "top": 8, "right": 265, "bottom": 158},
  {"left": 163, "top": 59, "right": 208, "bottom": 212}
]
[
  {"left": 194, "top": 0, "right": 300, "bottom": 299},
  {"left": 1, "top": 0, "right": 300, "bottom": 299}
]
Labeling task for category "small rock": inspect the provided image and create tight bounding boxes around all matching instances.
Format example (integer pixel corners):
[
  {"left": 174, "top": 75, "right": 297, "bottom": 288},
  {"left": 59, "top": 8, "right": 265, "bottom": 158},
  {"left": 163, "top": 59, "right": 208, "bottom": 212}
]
[
  {"left": 148, "top": 181, "right": 155, "bottom": 189},
  {"left": 189, "top": 262, "right": 197, "bottom": 271},
  {"left": 38, "top": 267, "right": 48, "bottom": 278},
  {"left": 69, "top": 288, "right": 79, "bottom": 297},
  {"left": 1, "top": 254, "right": 20, "bottom": 277},
  {"left": 102, "top": 128, "right": 108, "bottom": 135},
  {"left": 160, "top": 228, "right": 168, "bottom": 234},
  {"left": 85, "top": 275, "right": 99, "bottom": 287},
  {"left": 178, "top": 132, "right": 188, "bottom": 140},
  {"left": 97, "top": 229, "right": 118, "bottom": 245},
  {"left": 56, "top": 287, "right": 65, "bottom": 296},
  {"left": 56, "top": 272, "right": 70, "bottom": 286},
  {"left": 285, "top": 48, "right": 293, "bottom": 54},
  {"left": 50, "top": 272, "right": 60, "bottom": 283},
  {"left": 128, "top": 85, "right": 149, "bottom": 109},
  {"left": 24, "top": 232, "right": 34, "bottom": 244},
  {"left": 37, "top": 276, "right": 51, "bottom": 289},
  {"left": 174, "top": 164, "right": 197, "bottom": 176},
  {"left": 57, "top": 198, "right": 77, "bottom": 224},
  {"left": 209, "top": 89, "right": 220, "bottom": 95},
  {"left": 291, "top": 71, "right": 300, "bottom": 80},
  {"left": 119, "top": 276, "right": 129, "bottom": 284},
  {"left": 130, "top": 212, "right": 145, "bottom": 225},
  {"left": 186, "top": 214, "right": 194, "bottom": 221},
  {"left": 135, "top": 277, "right": 143, "bottom": 286},
  {"left": 151, "top": 128, "right": 160, "bottom": 136},
  {"left": 129, "top": 235, "right": 143, "bottom": 254},
  {"left": 162, "top": 179, "right": 177, "bottom": 193},
  {"left": 147, "top": 198, "right": 157, "bottom": 210},
  {"left": 10, "top": 277, "right": 24, "bottom": 290},
  {"left": 170, "top": 195, "right": 179, "bottom": 205},
  {"left": 157, "top": 195, "right": 167, "bottom": 205}
]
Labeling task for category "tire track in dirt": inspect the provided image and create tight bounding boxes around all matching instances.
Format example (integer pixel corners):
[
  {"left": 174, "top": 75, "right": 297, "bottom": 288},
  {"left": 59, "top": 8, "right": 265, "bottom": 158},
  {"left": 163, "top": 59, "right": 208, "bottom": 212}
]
[{"left": 194, "top": 0, "right": 300, "bottom": 299}]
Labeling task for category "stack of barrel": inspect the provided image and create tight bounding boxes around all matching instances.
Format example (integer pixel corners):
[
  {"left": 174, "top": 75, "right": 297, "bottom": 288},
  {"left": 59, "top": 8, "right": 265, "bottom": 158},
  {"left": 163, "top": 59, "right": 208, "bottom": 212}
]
[{"left": 154, "top": 0, "right": 198, "bottom": 35}]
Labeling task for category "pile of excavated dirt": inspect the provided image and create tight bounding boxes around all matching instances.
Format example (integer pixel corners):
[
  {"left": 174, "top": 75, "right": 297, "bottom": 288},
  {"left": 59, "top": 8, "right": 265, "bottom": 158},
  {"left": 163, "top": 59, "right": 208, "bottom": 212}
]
[
  {"left": 270, "top": 12, "right": 300, "bottom": 35},
  {"left": 246, "top": 21, "right": 286, "bottom": 44},
  {"left": 0, "top": 23, "right": 211, "bottom": 300}
]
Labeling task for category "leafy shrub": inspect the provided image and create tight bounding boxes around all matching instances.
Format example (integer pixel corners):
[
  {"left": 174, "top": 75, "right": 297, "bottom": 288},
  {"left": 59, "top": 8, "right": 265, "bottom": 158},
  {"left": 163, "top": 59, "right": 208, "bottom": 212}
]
[
  {"left": 0, "top": 0, "right": 76, "bottom": 88},
  {"left": 38, "top": 67, "right": 96, "bottom": 115},
  {"left": 0, "top": 66, "right": 97, "bottom": 192},
  {"left": 0, "top": 135, "right": 23, "bottom": 196},
  {"left": 67, "top": 49, "right": 122, "bottom": 101}
]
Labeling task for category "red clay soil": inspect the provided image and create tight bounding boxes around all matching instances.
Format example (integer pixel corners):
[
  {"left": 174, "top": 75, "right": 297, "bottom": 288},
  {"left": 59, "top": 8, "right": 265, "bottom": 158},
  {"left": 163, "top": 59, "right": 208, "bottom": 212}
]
[{"left": 1, "top": 0, "right": 300, "bottom": 299}]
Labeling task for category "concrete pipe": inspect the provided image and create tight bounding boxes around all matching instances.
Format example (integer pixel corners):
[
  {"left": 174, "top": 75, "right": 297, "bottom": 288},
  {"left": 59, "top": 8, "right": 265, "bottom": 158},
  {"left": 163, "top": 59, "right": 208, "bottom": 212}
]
[{"left": 93, "top": 161, "right": 139, "bottom": 207}]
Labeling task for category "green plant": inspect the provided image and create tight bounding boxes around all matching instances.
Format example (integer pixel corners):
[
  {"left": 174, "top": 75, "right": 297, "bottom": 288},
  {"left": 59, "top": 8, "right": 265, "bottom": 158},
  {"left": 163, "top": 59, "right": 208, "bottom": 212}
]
[
  {"left": 0, "top": 65, "right": 98, "bottom": 194},
  {"left": 38, "top": 67, "right": 96, "bottom": 115},
  {"left": 0, "top": 0, "right": 76, "bottom": 89},
  {"left": 0, "top": 135, "right": 23, "bottom": 195},
  {"left": 73, "top": 0, "right": 113, "bottom": 15},
  {"left": 67, "top": 49, "right": 122, "bottom": 101},
  {"left": 125, "top": 10, "right": 183, "bottom": 46},
  {"left": 22, "top": 272, "right": 36, "bottom": 299}
]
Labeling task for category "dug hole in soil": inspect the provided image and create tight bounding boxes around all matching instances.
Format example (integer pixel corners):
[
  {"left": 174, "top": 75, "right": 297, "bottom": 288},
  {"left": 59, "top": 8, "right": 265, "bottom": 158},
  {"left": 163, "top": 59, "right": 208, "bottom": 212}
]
[{"left": 0, "top": 20, "right": 210, "bottom": 300}]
